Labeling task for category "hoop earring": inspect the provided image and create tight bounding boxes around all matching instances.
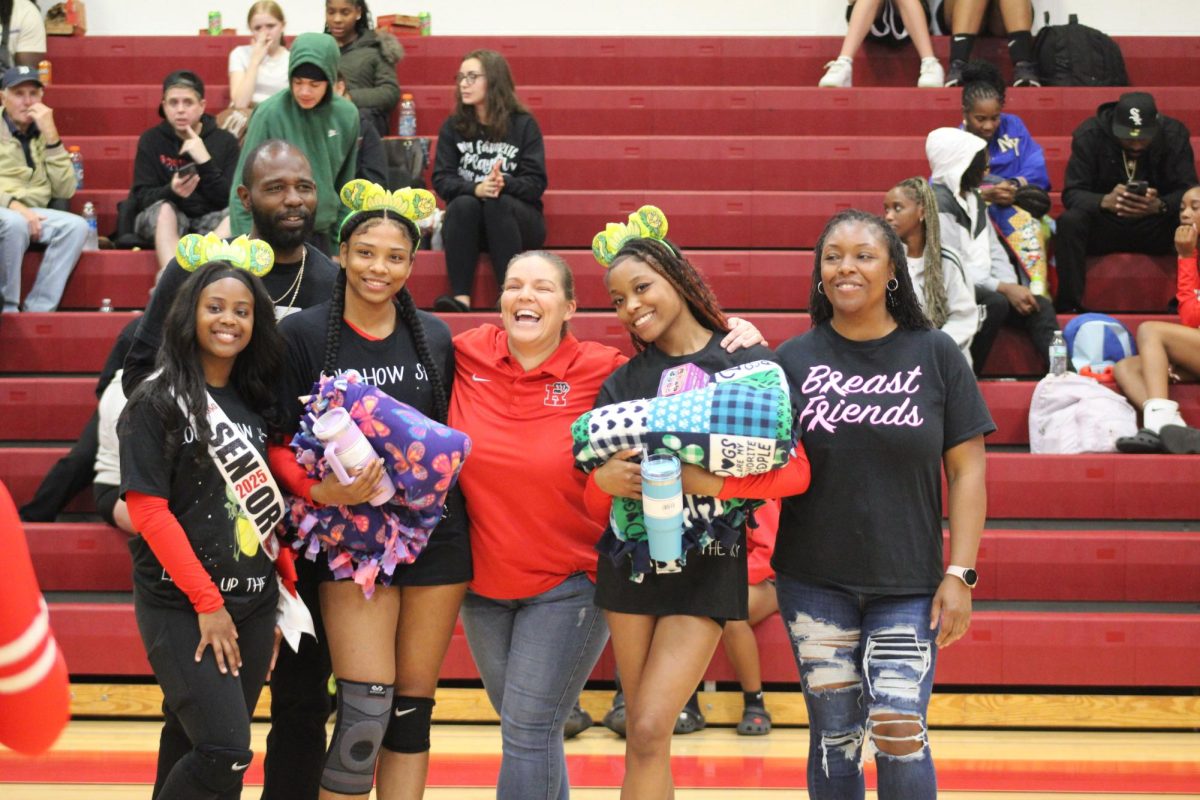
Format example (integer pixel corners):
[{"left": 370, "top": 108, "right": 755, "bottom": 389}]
[
  {"left": 816, "top": 281, "right": 824, "bottom": 296},
  {"left": 887, "top": 277, "right": 899, "bottom": 292}
]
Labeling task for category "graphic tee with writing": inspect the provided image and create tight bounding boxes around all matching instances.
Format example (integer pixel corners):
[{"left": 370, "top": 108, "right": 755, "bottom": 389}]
[
  {"left": 773, "top": 324, "right": 994, "bottom": 595},
  {"left": 120, "top": 384, "right": 278, "bottom": 610}
]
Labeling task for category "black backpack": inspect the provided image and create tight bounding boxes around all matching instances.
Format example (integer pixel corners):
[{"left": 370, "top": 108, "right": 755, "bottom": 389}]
[{"left": 1033, "top": 13, "right": 1129, "bottom": 86}]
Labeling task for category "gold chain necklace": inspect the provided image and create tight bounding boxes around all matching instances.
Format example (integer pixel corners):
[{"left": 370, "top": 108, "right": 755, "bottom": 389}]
[
  {"left": 1122, "top": 150, "right": 1138, "bottom": 182},
  {"left": 270, "top": 245, "right": 306, "bottom": 313}
]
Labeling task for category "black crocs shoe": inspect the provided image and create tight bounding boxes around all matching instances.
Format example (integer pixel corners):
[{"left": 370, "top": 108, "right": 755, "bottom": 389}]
[
  {"left": 1159, "top": 424, "right": 1200, "bottom": 454},
  {"left": 601, "top": 691, "right": 627, "bottom": 737},
  {"left": 563, "top": 702, "right": 592, "bottom": 739},
  {"left": 1116, "top": 428, "right": 1164, "bottom": 454}
]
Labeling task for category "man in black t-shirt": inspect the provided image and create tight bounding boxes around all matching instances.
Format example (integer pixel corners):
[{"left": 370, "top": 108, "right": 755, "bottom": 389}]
[{"left": 122, "top": 139, "right": 338, "bottom": 394}]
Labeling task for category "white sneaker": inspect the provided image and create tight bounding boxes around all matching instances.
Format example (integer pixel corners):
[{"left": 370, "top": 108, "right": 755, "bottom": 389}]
[
  {"left": 819, "top": 58, "right": 853, "bottom": 88},
  {"left": 917, "top": 57, "right": 945, "bottom": 88}
]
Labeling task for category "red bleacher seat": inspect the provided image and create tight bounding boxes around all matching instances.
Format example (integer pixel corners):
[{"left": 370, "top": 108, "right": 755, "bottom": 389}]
[
  {"left": 0, "top": 378, "right": 96, "bottom": 441},
  {"left": 25, "top": 523, "right": 133, "bottom": 592}
]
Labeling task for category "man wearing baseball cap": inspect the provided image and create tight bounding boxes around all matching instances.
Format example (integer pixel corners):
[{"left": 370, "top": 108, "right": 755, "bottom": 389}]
[
  {"left": 0, "top": 64, "right": 87, "bottom": 312},
  {"left": 1056, "top": 91, "right": 1198, "bottom": 312},
  {"left": 119, "top": 69, "right": 239, "bottom": 270}
]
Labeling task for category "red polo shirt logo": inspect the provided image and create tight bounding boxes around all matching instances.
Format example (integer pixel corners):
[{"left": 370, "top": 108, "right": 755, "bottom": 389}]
[{"left": 544, "top": 381, "right": 570, "bottom": 407}]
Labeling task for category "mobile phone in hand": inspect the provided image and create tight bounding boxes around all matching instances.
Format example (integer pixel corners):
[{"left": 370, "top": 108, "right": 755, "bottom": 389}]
[
  {"left": 1126, "top": 180, "right": 1149, "bottom": 196},
  {"left": 176, "top": 163, "right": 198, "bottom": 180}
]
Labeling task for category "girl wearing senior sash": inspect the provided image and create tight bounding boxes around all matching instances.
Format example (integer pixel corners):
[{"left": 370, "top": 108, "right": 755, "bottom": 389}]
[
  {"left": 581, "top": 206, "right": 811, "bottom": 799},
  {"left": 270, "top": 181, "right": 466, "bottom": 800},
  {"left": 120, "top": 236, "right": 299, "bottom": 799},
  {"left": 773, "top": 210, "right": 992, "bottom": 799}
]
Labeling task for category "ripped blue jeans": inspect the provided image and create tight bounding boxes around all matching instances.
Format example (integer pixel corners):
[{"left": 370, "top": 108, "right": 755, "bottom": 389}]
[{"left": 776, "top": 575, "right": 938, "bottom": 800}]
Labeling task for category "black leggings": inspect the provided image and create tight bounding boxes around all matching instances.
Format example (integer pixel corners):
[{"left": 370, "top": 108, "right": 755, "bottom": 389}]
[
  {"left": 442, "top": 194, "right": 546, "bottom": 298},
  {"left": 135, "top": 594, "right": 276, "bottom": 800}
]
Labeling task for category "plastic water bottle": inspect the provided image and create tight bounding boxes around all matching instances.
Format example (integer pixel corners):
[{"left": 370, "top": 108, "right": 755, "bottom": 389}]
[
  {"left": 1049, "top": 330, "right": 1068, "bottom": 376},
  {"left": 82, "top": 202, "right": 99, "bottom": 251},
  {"left": 99, "top": 298, "right": 113, "bottom": 313},
  {"left": 69, "top": 146, "right": 84, "bottom": 189},
  {"left": 311, "top": 406, "right": 396, "bottom": 506},
  {"left": 398, "top": 93, "right": 417, "bottom": 137}
]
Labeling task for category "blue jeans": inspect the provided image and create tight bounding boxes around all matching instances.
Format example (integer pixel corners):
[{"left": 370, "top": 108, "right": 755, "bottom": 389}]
[
  {"left": 776, "top": 575, "right": 939, "bottom": 800},
  {"left": 460, "top": 573, "right": 609, "bottom": 800},
  {"left": 0, "top": 206, "right": 88, "bottom": 312}
]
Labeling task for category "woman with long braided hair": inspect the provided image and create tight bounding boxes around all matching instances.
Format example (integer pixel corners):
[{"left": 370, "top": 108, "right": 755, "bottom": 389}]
[
  {"left": 884, "top": 176, "right": 980, "bottom": 366},
  {"left": 270, "top": 181, "right": 466, "bottom": 800},
  {"left": 586, "top": 210, "right": 811, "bottom": 798}
]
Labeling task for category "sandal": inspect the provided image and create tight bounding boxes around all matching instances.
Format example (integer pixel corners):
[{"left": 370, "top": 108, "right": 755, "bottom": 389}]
[
  {"left": 563, "top": 701, "right": 593, "bottom": 740},
  {"left": 736, "top": 705, "right": 772, "bottom": 736},
  {"left": 1116, "top": 428, "right": 1163, "bottom": 454},
  {"left": 1159, "top": 424, "right": 1200, "bottom": 454},
  {"left": 673, "top": 702, "right": 706, "bottom": 735},
  {"left": 601, "top": 691, "right": 627, "bottom": 738}
]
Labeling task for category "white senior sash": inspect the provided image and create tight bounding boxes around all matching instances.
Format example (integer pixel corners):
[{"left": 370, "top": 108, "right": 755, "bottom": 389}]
[{"left": 199, "top": 391, "right": 315, "bottom": 652}]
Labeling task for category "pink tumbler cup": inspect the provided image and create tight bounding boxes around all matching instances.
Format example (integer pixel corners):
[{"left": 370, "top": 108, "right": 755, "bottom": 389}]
[{"left": 311, "top": 406, "right": 396, "bottom": 506}]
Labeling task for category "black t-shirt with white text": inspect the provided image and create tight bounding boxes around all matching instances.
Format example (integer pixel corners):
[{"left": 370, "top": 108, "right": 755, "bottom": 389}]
[
  {"left": 773, "top": 324, "right": 994, "bottom": 595},
  {"left": 120, "top": 383, "right": 279, "bottom": 611}
]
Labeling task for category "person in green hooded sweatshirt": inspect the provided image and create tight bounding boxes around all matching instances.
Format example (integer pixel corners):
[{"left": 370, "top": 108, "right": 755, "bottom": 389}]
[{"left": 230, "top": 32, "right": 359, "bottom": 252}]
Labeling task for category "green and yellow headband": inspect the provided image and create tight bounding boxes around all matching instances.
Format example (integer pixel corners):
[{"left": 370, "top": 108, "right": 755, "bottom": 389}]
[
  {"left": 337, "top": 179, "right": 438, "bottom": 243},
  {"left": 591, "top": 205, "right": 669, "bottom": 267},
  {"left": 176, "top": 233, "right": 274, "bottom": 277}
]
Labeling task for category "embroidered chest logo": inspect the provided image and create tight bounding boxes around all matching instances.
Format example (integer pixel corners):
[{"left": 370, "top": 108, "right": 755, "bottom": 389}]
[
  {"left": 996, "top": 134, "right": 1020, "bottom": 155},
  {"left": 544, "top": 381, "right": 570, "bottom": 407}
]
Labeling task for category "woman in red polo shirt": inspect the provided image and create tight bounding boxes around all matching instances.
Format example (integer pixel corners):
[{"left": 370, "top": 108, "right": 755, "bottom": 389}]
[{"left": 449, "top": 250, "right": 764, "bottom": 800}]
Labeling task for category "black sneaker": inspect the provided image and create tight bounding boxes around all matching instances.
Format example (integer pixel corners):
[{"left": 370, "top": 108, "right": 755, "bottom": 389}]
[
  {"left": 1012, "top": 61, "right": 1041, "bottom": 87},
  {"left": 563, "top": 702, "right": 593, "bottom": 739},
  {"left": 944, "top": 60, "right": 966, "bottom": 87},
  {"left": 432, "top": 294, "right": 470, "bottom": 312}
]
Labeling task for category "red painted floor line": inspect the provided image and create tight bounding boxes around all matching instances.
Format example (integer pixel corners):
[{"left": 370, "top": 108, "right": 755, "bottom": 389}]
[{"left": 3, "top": 752, "right": 1199, "bottom": 792}]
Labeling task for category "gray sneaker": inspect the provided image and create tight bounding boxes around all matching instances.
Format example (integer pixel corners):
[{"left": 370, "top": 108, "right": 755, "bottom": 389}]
[
  {"left": 1012, "top": 61, "right": 1042, "bottom": 87},
  {"left": 944, "top": 60, "right": 966, "bottom": 87},
  {"left": 563, "top": 702, "right": 593, "bottom": 739}
]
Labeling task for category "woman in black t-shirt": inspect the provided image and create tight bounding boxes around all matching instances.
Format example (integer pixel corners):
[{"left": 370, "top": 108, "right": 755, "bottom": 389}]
[
  {"left": 120, "top": 260, "right": 286, "bottom": 798},
  {"left": 774, "top": 210, "right": 993, "bottom": 799},
  {"left": 431, "top": 49, "right": 548, "bottom": 312},
  {"left": 271, "top": 182, "right": 466, "bottom": 798},
  {"left": 587, "top": 217, "right": 810, "bottom": 798}
]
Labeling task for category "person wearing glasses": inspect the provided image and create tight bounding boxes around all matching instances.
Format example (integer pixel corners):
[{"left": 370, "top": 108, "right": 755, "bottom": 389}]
[{"left": 431, "top": 50, "right": 547, "bottom": 312}]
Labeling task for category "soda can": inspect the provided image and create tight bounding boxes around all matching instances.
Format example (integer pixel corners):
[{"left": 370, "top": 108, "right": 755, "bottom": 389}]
[
  {"left": 208, "top": 11, "right": 222, "bottom": 35},
  {"left": 418, "top": 12, "right": 431, "bottom": 35},
  {"left": 37, "top": 59, "right": 51, "bottom": 85}
]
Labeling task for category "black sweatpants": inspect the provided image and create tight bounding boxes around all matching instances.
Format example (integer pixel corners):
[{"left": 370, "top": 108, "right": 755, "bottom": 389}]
[
  {"left": 972, "top": 286, "right": 1059, "bottom": 375},
  {"left": 1054, "top": 206, "right": 1176, "bottom": 311},
  {"left": 136, "top": 594, "right": 276, "bottom": 800},
  {"left": 442, "top": 194, "right": 546, "bottom": 298},
  {"left": 261, "top": 556, "right": 332, "bottom": 800},
  {"left": 18, "top": 410, "right": 99, "bottom": 521}
]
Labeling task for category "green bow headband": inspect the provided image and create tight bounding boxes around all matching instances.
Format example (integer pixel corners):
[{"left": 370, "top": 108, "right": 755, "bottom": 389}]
[
  {"left": 337, "top": 179, "right": 438, "bottom": 243},
  {"left": 176, "top": 233, "right": 274, "bottom": 277},
  {"left": 592, "top": 205, "right": 669, "bottom": 267}
]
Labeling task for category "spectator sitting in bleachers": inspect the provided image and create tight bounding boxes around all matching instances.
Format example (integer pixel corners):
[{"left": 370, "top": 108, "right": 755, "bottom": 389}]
[
  {"left": 0, "top": 64, "right": 86, "bottom": 313},
  {"left": 927, "top": 126, "right": 1056, "bottom": 373},
  {"left": 124, "top": 70, "right": 239, "bottom": 272},
  {"left": 93, "top": 364, "right": 135, "bottom": 534},
  {"left": 885, "top": 176, "right": 980, "bottom": 367},
  {"left": 1055, "top": 92, "right": 1197, "bottom": 313},
  {"left": 819, "top": 0, "right": 944, "bottom": 88},
  {"left": 959, "top": 60, "right": 1052, "bottom": 297},
  {"left": 936, "top": 0, "right": 1039, "bottom": 87},
  {"left": 431, "top": 49, "right": 547, "bottom": 312},
  {"left": 0, "top": 0, "right": 46, "bottom": 69},
  {"left": 325, "top": 0, "right": 401, "bottom": 138},
  {"left": 229, "top": 33, "right": 359, "bottom": 253},
  {"left": 220, "top": 1, "right": 291, "bottom": 140},
  {"left": 1114, "top": 185, "right": 1200, "bottom": 454}
]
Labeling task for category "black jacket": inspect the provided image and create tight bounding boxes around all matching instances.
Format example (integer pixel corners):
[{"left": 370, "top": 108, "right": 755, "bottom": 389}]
[
  {"left": 1062, "top": 100, "right": 1197, "bottom": 214},
  {"left": 128, "top": 115, "right": 240, "bottom": 220}
]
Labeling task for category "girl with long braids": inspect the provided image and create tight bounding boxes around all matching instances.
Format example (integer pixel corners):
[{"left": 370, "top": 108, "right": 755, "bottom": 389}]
[
  {"left": 584, "top": 208, "right": 811, "bottom": 799},
  {"left": 119, "top": 239, "right": 301, "bottom": 799},
  {"left": 884, "top": 176, "right": 980, "bottom": 366},
  {"left": 774, "top": 210, "right": 993, "bottom": 800},
  {"left": 271, "top": 180, "right": 466, "bottom": 800}
]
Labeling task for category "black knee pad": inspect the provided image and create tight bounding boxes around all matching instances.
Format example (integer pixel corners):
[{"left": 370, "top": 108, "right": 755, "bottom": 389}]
[
  {"left": 382, "top": 695, "right": 435, "bottom": 754},
  {"left": 322, "top": 679, "right": 394, "bottom": 796},
  {"left": 188, "top": 744, "right": 254, "bottom": 795}
]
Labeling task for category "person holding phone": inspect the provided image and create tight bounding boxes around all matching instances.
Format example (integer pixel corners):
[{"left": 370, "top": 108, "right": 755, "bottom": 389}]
[
  {"left": 1056, "top": 92, "right": 1197, "bottom": 313},
  {"left": 123, "top": 70, "right": 240, "bottom": 272}
]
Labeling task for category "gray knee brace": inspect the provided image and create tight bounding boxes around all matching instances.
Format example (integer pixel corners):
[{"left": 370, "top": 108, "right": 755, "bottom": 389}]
[
  {"left": 382, "top": 695, "right": 435, "bottom": 754},
  {"left": 321, "top": 680, "right": 394, "bottom": 795},
  {"left": 187, "top": 744, "right": 254, "bottom": 795}
]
